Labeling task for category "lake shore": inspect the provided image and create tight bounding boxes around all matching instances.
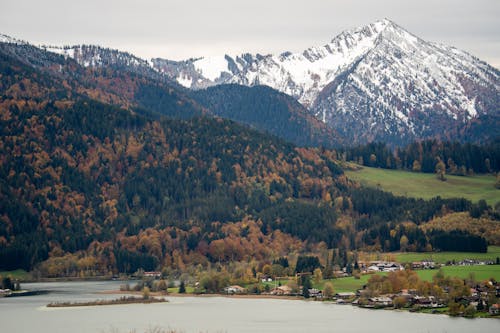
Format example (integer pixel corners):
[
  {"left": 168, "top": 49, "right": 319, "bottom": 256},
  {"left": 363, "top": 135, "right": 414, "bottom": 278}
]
[
  {"left": 47, "top": 295, "right": 167, "bottom": 307},
  {"left": 99, "top": 289, "right": 303, "bottom": 301},
  {"left": 4, "top": 281, "right": 499, "bottom": 333},
  {"left": 98, "top": 289, "right": 500, "bottom": 319}
]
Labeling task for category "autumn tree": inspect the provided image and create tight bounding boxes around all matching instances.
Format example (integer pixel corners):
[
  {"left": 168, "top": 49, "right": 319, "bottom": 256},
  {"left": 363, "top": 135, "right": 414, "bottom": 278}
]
[
  {"left": 399, "top": 235, "right": 409, "bottom": 252},
  {"left": 412, "top": 160, "right": 421, "bottom": 172},
  {"left": 323, "top": 282, "right": 334, "bottom": 299},
  {"left": 393, "top": 296, "right": 407, "bottom": 309},
  {"left": 435, "top": 158, "right": 446, "bottom": 181},
  {"left": 142, "top": 286, "right": 150, "bottom": 300},
  {"left": 313, "top": 268, "right": 323, "bottom": 285}
]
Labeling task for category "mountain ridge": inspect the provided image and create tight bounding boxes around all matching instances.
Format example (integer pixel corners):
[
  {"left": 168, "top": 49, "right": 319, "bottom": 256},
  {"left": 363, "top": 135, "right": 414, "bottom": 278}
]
[
  {"left": 1, "top": 18, "right": 498, "bottom": 146},
  {"left": 154, "top": 19, "right": 499, "bottom": 145}
]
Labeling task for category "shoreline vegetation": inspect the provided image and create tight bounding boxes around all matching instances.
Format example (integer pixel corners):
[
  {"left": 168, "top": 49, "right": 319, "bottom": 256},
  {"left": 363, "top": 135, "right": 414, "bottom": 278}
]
[
  {"left": 46, "top": 296, "right": 167, "bottom": 308},
  {"left": 99, "top": 288, "right": 500, "bottom": 319},
  {"left": 4, "top": 249, "right": 499, "bottom": 318},
  {"left": 99, "top": 266, "right": 500, "bottom": 319},
  {"left": 102, "top": 289, "right": 303, "bottom": 301}
]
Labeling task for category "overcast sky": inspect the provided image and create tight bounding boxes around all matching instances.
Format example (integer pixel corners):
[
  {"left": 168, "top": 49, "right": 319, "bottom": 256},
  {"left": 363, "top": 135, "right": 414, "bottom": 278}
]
[{"left": 1, "top": 0, "right": 499, "bottom": 67}]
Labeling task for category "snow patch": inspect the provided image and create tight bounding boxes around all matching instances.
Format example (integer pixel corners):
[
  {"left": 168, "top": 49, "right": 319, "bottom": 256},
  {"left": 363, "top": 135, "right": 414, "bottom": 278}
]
[
  {"left": 193, "top": 56, "right": 229, "bottom": 81},
  {"left": 0, "top": 34, "right": 24, "bottom": 44},
  {"left": 177, "top": 75, "right": 193, "bottom": 88}
]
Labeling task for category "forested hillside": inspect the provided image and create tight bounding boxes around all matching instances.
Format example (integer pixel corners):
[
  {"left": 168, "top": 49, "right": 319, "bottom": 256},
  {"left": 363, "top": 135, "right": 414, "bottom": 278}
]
[
  {"left": 339, "top": 141, "right": 500, "bottom": 174},
  {"left": 0, "top": 40, "right": 498, "bottom": 277},
  {"left": 192, "top": 84, "right": 342, "bottom": 148}
]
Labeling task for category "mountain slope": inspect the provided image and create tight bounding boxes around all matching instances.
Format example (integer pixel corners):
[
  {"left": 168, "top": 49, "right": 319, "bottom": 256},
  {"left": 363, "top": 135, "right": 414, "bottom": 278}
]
[
  {"left": 1, "top": 36, "right": 347, "bottom": 145},
  {"left": 0, "top": 47, "right": 346, "bottom": 270},
  {"left": 154, "top": 19, "right": 499, "bottom": 145},
  {"left": 192, "top": 84, "right": 343, "bottom": 147},
  {"left": 312, "top": 20, "right": 499, "bottom": 144},
  {"left": 43, "top": 43, "right": 344, "bottom": 145},
  {"left": 0, "top": 41, "right": 489, "bottom": 274},
  {"left": 0, "top": 40, "right": 205, "bottom": 119}
]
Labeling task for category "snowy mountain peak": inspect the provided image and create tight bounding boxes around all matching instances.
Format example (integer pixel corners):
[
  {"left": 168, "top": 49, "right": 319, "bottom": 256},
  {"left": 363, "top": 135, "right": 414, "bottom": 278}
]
[
  {"left": 41, "top": 44, "right": 151, "bottom": 69},
  {"left": 153, "top": 19, "right": 425, "bottom": 107},
  {"left": 0, "top": 34, "right": 26, "bottom": 45},
  {"left": 153, "top": 19, "right": 499, "bottom": 145}
]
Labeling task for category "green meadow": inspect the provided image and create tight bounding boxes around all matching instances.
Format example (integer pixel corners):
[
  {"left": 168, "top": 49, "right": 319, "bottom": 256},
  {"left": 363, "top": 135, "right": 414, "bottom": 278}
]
[
  {"left": 345, "top": 167, "right": 499, "bottom": 205},
  {"left": 328, "top": 265, "right": 500, "bottom": 293},
  {"left": 0, "top": 269, "right": 31, "bottom": 281},
  {"left": 416, "top": 265, "right": 500, "bottom": 282},
  {"left": 394, "top": 246, "right": 500, "bottom": 264}
]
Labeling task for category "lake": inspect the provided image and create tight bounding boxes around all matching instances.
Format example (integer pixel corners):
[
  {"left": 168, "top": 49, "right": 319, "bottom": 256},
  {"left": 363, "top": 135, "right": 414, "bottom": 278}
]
[{"left": 0, "top": 281, "right": 498, "bottom": 333}]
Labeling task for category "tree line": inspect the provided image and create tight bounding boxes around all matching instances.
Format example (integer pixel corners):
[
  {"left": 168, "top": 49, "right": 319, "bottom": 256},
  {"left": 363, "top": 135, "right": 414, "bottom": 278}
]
[{"left": 338, "top": 140, "right": 500, "bottom": 174}]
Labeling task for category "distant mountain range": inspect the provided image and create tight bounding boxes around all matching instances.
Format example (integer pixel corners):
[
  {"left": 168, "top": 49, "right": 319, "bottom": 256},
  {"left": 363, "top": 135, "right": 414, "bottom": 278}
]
[
  {"left": 154, "top": 19, "right": 499, "bottom": 145},
  {"left": 1, "top": 18, "right": 499, "bottom": 146}
]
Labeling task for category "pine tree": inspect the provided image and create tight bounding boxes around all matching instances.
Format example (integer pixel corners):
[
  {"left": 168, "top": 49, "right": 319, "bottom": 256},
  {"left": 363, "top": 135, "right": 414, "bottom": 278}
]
[
  {"left": 301, "top": 275, "right": 312, "bottom": 299},
  {"left": 179, "top": 280, "right": 186, "bottom": 293}
]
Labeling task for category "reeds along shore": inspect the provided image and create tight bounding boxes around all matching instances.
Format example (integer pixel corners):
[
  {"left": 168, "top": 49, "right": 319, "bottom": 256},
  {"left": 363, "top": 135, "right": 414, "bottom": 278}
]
[{"left": 47, "top": 296, "right": 167, "bottom": 307}]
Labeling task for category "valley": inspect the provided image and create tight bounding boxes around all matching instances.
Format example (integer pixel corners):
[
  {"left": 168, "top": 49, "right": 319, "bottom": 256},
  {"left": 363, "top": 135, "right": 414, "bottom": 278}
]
[{"left": 0, "top": 14, "right": 499, "bottom": 329}]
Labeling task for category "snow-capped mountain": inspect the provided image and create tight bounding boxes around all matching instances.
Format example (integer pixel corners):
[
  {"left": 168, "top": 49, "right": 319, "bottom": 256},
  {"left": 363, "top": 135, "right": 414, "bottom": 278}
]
[
  {"left": 43, "top": 44, "right": 150, "bottom": 69},
  {"left": 0, "top": 34, "right": 26, "bottom": 44},
  {"left": 153, "top": 20, "right": 389, "bottom": 108},
  {"left": 0, "top": 36, "right": 163, "bottom": 81},
  {"left": 42, "top": 44, "right": 172, "bottom": 82},
  {"left": 153, "top": 19, "right": 499, "bottom": 144},
  {"left": 2, "top": 19, "right": 497, "bottom": 145}
]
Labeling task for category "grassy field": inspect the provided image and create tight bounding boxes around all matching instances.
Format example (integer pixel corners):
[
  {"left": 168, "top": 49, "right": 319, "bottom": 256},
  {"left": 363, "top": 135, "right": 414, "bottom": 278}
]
[
  {"left": 256, "top": 275, "right": 385, "bottom": 293},
  {"left": 326, "top": 274, "right": 385, "bottom": 293},
  {"left": 325, "top": 265, "right": 500, "bottom": 293},
  {"left": 167, "top": 286, "right": 195, "bottom": 294},
  {"left": 416, "top": 265, "right": 500, "bottom": 282},
  {"left": 345, "top": 166, "right": 499, "bottom": 205},
  {"left": 0, "top": 269, "right": 31, "bottom": 280},
  {"left": 394, "top": 246, "right": 500, "bottom": 264}
]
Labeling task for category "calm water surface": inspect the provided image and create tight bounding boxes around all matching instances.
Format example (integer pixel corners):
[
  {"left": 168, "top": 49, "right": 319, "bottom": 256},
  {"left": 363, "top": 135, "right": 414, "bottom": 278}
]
[{"left": 0, "top": 281, "right": 498, "bottom": 333}]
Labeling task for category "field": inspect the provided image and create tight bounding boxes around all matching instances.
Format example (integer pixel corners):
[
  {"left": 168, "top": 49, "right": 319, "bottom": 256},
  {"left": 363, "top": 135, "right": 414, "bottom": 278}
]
[
  {"left": 345, "top": 166, "right": 499, "bottom": 205},
  {"left": 326, "top": 265, "right": 500, "bottom": 293},
  {"left": 325, "top": 274, "right": 385, "bottom": 293},
  {"left": 394, "top": 246, "right": 500, "bottom": 264},
  {"left": 416, "top": 265, "right": 500, "bottom": 282},
  {"left": 0, "top": 269, "right": 31, "bottom": 281}
]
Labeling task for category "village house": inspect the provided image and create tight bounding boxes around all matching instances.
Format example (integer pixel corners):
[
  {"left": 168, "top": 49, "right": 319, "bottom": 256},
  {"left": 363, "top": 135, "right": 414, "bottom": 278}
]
[
  {"left": 308, "top": 288, "right": 322, "bottom": 298},
  {"left": 457, "top": 259, "right": 494, "bottom": 266},
  {"left": 333, "top": 270, "right": 349, "bottom": 278},
  {"left": 270, "top": 285, "right": 292, "bottom": 296},
  {"left": 368, "top": 296, "right": 393, "bottom": 307},
  {"left": 365, "top": 261, "right": 403, "bottom": 273},
  {"left": 397, "top": 289, "right": 416, "bottom": 303},
  {"left": 367, "top": 265, "right": 380, "bottom": 272},
  {"left": 224, "top": 285, "right": 246, "bottom": 294},
  {"left": 143, "top": 271, "right": 162, "bottom": 279},
  {"left": 411, "top": 260, "right": 436, "bottom": 269},
  {"left": 413, "top": 295, "right": 440, "bottom": 308},
  {"left": 260, "top": 275, "right": 273, "bottom": 283},
  {"left": 336, "top": 292, "right": 356, "bottom": 300},
  {"left": 489, "top": 304, "right": 500, "bottom": 315},
  {"left": 0, "top": 289, "right": 12, "bottom": 296}
]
